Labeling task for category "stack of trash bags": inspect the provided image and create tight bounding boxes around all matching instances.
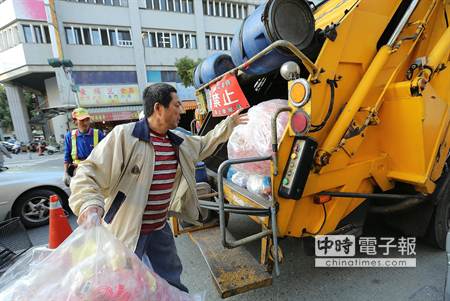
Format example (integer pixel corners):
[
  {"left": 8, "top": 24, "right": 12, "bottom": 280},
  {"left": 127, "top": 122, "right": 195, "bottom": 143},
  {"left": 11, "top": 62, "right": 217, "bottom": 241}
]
[
  {"left": 0, "top": 217, "right": 204, "bottom": 301},
  {"left": 227, "top": 99, "right": 289, "bottom": 198}
]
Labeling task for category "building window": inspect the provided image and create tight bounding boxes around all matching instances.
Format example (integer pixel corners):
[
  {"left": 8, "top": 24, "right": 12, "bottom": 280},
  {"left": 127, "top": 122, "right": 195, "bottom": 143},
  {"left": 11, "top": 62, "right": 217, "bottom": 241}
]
[
  {"left": 82, "top": 28, "right": 91, "bottom": 44},
  {"left": 65, "top": 0, "right": 128, "bottom": 6},
  {"left": 177, "top": 33, "right": 184, "bottom": 48},
  {"left": 108, "top": 29, "right": 117, "bottom": 46},
  {"left": 159, "top": 32, "right": 171, "bottom": 48},
  {"left": 143, "top": 30, "right": 197, "bottom": 49},
  {"left": 211, "top": 36, "right": 216, "bottom": 49},
  {"left": 33, "top": 25, "right": 43, "bottom": 43},
  {"left": 191, "top": 35, "right": 197, "bottom": 48},
  {"left": 0, "top": 33, "right": 4, "bottom": 50},
  {"left": 20, "top": 24, "right": 50, "bottom": 44},
  {"left": 63, "top": 0, "right": 128, "bottom": 6},
  {"left": 91, "top": 28, "right": 102, "bottom": 45},
  {"left": 146, "top": 0, "right": 193, "bottom": 13},
  {"left": 74, "top": 27, "right": 83, "bottom": 44},
  {"left": 161, "top": 71, "right": 181, "bottom": 82},
  {"left": 206, "top": 34, "right": 233, "bottom": 51},
  {"left": 118, "top": 30, "right": 132, "bottom": 46},
  {"left": 203, "top": 0, "right": 247, "bottom": 18},
  {"left": 23, "top": 25, "right": 33, "bottom": 43},
  {"left": 171, "top": 33, "right": 177, "bottom": 47},
  {"left": 118, "top": 30, "right": 131, "bottom": 41},
  {"left": 65, "top": 26, "right": 83, "bottom": 44},
  {"left": 65, "top": 27, "right": 75, "bottom": 44},
  {"left": 44, "top": 26, "right": 51, "bottom": 43},
  {"left": 100, "top": 29, "right": 109, "bottom": 45},
  {"left": 64, "top": 24, "right": 132, "bottom": 46},
  {"left": 202, "top": 1, "right": 207, "bottom": 15},
  {"left": 208, "top": 1, "right": 213, "bottom": 14},
  {"left": 149, "top": 32, "right": 156, "bottom": 47}
]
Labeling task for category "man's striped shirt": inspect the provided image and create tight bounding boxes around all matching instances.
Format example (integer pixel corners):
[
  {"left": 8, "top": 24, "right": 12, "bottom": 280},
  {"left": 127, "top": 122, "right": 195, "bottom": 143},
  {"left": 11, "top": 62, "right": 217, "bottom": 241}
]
[{"left": 141, "top": 129, "right": 178, "bottom": 234}]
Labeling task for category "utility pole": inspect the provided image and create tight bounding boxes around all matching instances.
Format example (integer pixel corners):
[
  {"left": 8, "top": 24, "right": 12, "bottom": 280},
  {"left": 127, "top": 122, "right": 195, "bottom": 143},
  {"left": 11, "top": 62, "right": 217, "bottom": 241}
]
[{"left": 44, "top": 0, "right": 78, "bottom": 143}]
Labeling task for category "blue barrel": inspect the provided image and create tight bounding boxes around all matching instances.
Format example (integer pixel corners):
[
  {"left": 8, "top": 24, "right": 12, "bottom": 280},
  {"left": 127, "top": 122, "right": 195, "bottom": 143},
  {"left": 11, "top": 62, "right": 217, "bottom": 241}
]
[
  {"left": 193, "top": 52, "right": 235, "bottom": 88},
  {"left": 195, "top": 161, "right": 208, "bottom": 183},
  {"left": 231, "top": 0, "right": 315, "bottom": 75}
]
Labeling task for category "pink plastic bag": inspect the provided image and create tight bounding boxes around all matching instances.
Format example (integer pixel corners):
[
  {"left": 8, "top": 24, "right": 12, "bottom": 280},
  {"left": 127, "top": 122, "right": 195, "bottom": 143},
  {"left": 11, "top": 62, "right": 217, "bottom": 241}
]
[
  {"left": 0, "top": 221, "right": 204, "bottom": 301},
  {"left": 227, "top": 99, "right": 289, "bottom": 175}
]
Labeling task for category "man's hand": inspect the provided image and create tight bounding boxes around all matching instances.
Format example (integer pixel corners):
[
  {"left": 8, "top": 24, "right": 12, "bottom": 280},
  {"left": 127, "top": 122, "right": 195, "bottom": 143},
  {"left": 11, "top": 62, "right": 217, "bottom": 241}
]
[
  {"left": 63, "top": 173, "right": 71, "bottom": 187},
  {"left": 229, "top": 109, "right": 249, "bottom": 126},
  {"left": 77, "top": 206, "right": 104, "bottom": 228}
]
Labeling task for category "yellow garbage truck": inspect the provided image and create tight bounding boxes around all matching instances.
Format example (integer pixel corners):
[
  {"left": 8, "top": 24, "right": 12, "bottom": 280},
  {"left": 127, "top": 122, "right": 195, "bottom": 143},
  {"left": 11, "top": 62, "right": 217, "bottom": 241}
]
[{"left": 171, "top": 0, "right": 450, "bottom": 297}]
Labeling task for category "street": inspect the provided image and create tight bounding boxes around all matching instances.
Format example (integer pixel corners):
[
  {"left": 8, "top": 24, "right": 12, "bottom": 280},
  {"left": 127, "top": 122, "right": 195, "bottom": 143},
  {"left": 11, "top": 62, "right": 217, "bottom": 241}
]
[
  {"left": 3, "top": 152, "right": 63, "bottom": 169},
  {"left": 6, "top": 154, "right": 447, "bottom": 301}
]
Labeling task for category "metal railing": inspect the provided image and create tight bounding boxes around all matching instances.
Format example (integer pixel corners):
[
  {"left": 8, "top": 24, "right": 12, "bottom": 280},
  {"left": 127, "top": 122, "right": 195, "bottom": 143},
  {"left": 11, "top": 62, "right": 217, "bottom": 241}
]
[{"left": 210, "top": 104, "right": 290, "bottom": 276}]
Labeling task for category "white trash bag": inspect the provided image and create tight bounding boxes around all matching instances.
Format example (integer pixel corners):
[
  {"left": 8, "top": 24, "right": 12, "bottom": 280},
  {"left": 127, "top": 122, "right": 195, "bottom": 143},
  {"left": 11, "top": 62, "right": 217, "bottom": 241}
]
[{"left": 227, "top": 99, "right": 289, "bottom": 176}]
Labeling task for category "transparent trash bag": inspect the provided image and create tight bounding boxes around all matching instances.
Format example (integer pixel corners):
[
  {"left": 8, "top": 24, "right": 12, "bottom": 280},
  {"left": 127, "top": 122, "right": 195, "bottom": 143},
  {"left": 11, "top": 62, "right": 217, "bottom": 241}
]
[
  {"left": 227, "top": 99, "right": 289, "bottom": 176},
  {"left": 231, "top": 170, "right": 249, "bottom": 188},
  {"left": 247, "top": 174, "right": 272, "bottom": 197},
  {"left": 0, "top": 215, "right": 204, "bottom": 301}
]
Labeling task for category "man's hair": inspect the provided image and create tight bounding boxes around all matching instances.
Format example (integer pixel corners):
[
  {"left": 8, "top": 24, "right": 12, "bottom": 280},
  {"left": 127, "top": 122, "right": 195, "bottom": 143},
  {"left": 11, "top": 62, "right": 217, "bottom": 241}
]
[{"left": 143, "top": 83, "right": 177, "bottom": 117}]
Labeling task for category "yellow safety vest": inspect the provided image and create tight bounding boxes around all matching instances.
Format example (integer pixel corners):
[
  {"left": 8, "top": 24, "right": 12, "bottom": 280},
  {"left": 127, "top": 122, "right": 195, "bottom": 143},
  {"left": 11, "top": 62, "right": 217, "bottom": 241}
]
[{"left": 71, "top": 129, "right": 99, "bottom": 164}]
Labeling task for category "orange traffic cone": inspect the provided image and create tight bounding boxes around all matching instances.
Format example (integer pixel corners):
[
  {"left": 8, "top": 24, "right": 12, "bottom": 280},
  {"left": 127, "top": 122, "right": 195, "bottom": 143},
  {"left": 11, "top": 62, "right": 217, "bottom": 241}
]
[{"left": 48, "top": 194, "right": 72, "bottom": 249}]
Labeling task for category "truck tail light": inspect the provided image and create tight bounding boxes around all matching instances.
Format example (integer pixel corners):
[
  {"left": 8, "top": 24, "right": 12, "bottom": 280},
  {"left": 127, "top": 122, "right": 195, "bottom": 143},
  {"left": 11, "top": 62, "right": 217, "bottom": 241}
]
[
  {"left": 289, "top": 78, "right": 311, "bottom": 108},
  {"left": 291, "top": 109, "right": 310, "bottom": 135}
]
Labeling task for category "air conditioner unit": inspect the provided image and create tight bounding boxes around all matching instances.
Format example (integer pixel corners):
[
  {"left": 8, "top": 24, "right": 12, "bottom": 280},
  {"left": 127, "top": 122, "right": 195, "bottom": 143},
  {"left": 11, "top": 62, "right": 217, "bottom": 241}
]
[{"left": 118, "top": 40, "right": 133, "bottom": 47}]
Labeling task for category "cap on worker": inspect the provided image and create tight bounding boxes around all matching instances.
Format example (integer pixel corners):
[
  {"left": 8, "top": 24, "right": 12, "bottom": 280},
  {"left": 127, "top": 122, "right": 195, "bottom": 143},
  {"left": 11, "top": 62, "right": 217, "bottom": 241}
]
[{"left": 72, "top": 107, "right": 91, "bottom": 120}]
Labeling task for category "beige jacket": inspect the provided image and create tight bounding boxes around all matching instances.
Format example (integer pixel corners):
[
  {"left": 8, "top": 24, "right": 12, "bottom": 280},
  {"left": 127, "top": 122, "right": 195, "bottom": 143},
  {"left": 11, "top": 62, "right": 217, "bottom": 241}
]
[{"left": 69, "top": 117, "right": 235, "bottom": 251}]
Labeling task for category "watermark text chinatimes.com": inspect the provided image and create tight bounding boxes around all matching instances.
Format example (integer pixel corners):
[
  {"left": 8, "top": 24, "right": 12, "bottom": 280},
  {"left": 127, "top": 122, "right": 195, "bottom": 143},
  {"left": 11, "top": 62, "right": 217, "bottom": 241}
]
[{"left": 315, "top": 258, "right": 416, "bottom": 268}]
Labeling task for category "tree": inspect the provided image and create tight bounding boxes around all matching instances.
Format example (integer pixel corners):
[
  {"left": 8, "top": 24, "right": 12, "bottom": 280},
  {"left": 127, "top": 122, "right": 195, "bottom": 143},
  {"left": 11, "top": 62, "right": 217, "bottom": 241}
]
[
  {"left": 0, "top": 85, "right": 12, "bottom": 131},
  {"left": 24, "top": 92, "right": 38, "bottom": 119},
  {"left": 175, "top": 56, "right": 202, "bottom": 87}
]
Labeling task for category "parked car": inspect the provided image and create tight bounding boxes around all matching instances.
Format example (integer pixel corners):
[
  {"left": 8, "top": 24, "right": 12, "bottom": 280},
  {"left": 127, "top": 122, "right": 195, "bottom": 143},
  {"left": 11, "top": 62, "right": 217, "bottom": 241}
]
[
  {"left": 0, "top": 141, "right": 15, "bottom": 152},
  {"left": 0, "top": 166, "right": 71, "bottom": 228}
]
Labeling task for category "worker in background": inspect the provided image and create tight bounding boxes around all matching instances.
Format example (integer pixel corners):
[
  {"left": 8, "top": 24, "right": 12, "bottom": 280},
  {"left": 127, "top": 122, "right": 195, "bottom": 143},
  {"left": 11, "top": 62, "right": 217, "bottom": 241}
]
[{"left": 64, "top": 107, "right": 104, "bottom": 186}]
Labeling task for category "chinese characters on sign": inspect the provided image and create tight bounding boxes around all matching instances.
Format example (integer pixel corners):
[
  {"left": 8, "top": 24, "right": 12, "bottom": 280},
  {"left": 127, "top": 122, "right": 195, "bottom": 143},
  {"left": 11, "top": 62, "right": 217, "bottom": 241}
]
[
  {"left": 315, "top": 235, "right": 416, "bottom": 256},
  {"left": 78, "top": 84, "right": 141, "bottom": 107},
  {"left": 90, "top": 111, "right": 140, "bottom": 122},
  {"left": 315, "top": 235, "right": 356, "bottom": 257},
  {"left": 209, "top": 73, "right": 250, "bottom": 117},
  {"left": 314, "top": 235, "right": 417, "bottom": 268}
]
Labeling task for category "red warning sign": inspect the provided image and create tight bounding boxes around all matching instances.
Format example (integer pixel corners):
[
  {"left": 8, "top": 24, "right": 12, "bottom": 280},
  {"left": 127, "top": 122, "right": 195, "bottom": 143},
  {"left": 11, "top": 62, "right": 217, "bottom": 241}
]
[{"left": 209, "top": 73, "right": 250, "bottom": 117}]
